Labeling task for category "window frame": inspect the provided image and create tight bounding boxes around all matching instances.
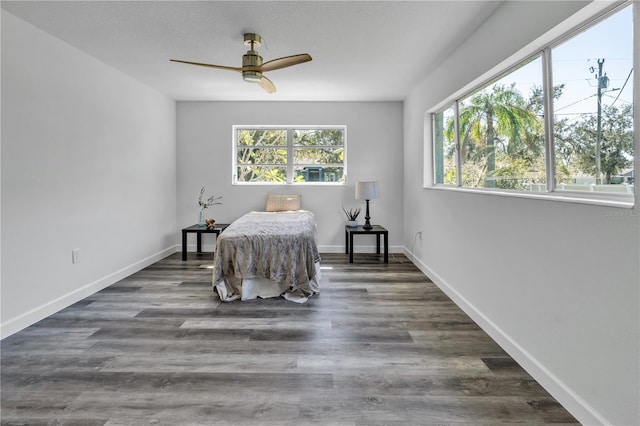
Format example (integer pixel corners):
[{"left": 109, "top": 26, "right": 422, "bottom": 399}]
[
  {"left": 429, "top": 1, "right": 636, "bottom": 207},
  {"left": 233, "top": 125, "right": 347, "bottom": 185}
]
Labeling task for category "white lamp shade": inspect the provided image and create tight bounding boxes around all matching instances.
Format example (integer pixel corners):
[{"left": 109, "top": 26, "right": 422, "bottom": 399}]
[{"left": 356, "top": 180, "right": 380, "bottom": 200}]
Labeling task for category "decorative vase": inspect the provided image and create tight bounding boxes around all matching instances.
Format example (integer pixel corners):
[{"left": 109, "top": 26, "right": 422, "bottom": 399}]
[
  {"left": 198, "top": 209, "right": 206, "bottom": 226},
  {"left": 346, "top": 220, "right": 358, "bottom": 228}
]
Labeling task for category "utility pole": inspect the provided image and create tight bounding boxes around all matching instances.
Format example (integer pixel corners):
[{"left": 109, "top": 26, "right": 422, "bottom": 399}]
[{"left": 594, "top": 58, "right": 608, "bottom": 184}]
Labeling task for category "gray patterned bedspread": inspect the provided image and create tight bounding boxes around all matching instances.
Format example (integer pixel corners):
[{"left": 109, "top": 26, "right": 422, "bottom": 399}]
[{"left": 212, "top": 210, "right": 321, "bottom": 297}]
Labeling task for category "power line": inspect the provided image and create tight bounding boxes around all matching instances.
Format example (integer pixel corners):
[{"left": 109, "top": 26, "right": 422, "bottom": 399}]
[
  {"left": 603, "top": 93, "right": 632, "bottom": 105},
  {"left": 610, "top": 67, "right": 633, "bottom": 106},
  {"left": 555, "top": 112, "right": 597, "bottom": 116},
  {"left": 555, "top": 93, "right": 597, "bottom": 111}
]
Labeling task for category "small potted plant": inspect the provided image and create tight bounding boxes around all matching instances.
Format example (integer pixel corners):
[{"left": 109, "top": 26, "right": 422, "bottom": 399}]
[{"left": 342, "top": 206, "right": 361, "bottom": 228}]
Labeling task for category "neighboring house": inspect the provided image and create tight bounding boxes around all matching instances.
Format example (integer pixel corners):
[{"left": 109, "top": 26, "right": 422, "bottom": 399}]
[{"left": 620, "top": 168, "right": 635, "bottom": 184}]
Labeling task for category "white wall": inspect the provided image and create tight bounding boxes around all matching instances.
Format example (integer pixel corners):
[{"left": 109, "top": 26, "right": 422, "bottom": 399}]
[
  {"left": 1, "top": 12, "right": 177, "bottom": 337},
  {"left": 176, "top": 101, "right": 403, "bottom": 253},
  {"left": 403, "top": 2, "right": 639, "bottom": 425}
]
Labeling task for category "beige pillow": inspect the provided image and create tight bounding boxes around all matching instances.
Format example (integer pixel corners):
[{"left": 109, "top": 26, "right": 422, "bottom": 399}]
[{"left": 266, "top": 194, "right": 301, "bottom": 211}]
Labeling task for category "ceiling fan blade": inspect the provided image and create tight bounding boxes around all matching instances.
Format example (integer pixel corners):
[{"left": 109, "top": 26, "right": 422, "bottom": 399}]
[
  {"left": 258, "top": 75, "right": 276, "bottom": 94},
  {"left": 258, "top": 54, "right": 312, "bottom": 72},
  {"left": 170, "top": 59, "right": 242, "bottom": 73}
]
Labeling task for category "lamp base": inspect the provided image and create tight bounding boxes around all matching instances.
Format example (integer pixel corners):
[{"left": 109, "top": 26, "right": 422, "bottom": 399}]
[{"left": 363, "top": 199, "right": 373, "bottom": 229}]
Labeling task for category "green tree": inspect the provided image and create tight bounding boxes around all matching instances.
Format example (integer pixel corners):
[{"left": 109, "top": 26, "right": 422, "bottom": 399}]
[
  {"left": 440, "top": 80, "right": 633, "bottom": 190},
  {"left": 447, "top": 83, "right": 544, "bottom": 188},
  {"left": 556, "top": 104, "right": 634, "bottom": 183},
  {"left": 236, "top": 129, "right": 287, "bottom": 182}
]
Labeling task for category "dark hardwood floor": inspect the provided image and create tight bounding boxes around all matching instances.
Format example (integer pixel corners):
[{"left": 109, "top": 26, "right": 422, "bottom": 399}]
[{"left": 1, "top": 252, "right": 579, "bottom": 425}]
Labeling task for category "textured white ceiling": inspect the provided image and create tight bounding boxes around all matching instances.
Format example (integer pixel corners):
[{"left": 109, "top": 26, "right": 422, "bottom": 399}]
[{"left": 1, "top": 1, "right": 504, "bottom": 101}]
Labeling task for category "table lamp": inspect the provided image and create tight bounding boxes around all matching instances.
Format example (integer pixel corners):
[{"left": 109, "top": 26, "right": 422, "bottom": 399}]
[{"left": 356, "top": 180, "right": 380, "bottom": 230}]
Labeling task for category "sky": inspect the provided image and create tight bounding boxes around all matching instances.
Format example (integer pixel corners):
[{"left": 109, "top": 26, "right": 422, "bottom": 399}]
[
  {"left": 552, "top": 5, "right": 633, "bottom": 118},
  {"left": 505, "top": 4, "right": 633, "bottom": 119}
]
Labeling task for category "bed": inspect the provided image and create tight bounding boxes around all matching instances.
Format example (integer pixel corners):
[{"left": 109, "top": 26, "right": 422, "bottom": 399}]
[{"left": 211, "top": 194, "right": 321, "bottom": 303}]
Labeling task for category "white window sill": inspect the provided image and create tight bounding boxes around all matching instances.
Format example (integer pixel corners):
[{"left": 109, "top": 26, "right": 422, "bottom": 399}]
[{"left": 427, "top": 185, "right": 635, "bottom": 209}]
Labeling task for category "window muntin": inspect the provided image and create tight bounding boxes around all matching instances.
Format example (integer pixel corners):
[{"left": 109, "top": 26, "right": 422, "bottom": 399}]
[
  {"left": 234, "top": 126, "right": 346, "bottom": 184},
  {"left": 433, "top": 3, "right": 634, "bottom": 198}
]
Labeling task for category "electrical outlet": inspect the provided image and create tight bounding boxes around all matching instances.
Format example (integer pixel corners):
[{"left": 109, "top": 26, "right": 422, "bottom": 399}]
[{"left": 72, "top": 248, "right": 80, "bottom": 264}]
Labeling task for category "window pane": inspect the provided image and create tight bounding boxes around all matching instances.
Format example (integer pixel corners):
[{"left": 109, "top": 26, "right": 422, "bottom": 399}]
[
  {"left": 293, "top": 128, "right": 345, "bottom": 183},
  {"left": 294, "top": 147, "right": 344, "bottom": 164},
  {"left": 434, "top": 105, "right": 456, "bottom": 185},
  {"left": 553, "top": 6, "right": 634, "bottom": 194},
  {"left": 293, "top": 166, "right": 344, "bottom": 182},
  {"left": 236, "top": 148, "right": 287, "bottom": 165},
  {"left": 294, "top": 129, "right": 344, "bottom": 146},
  {"left": 236, "top": 166, "right": 287, "bottom": 183},
  {"left": 236, "top": 129, "right": 286, "bottom": 146},
  {"left": 458, "top": 56, "right": 546, "bottom": 190}
]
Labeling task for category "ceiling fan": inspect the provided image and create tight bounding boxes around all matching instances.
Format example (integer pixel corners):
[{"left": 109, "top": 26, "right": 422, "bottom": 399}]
[{"left": 170, "top": 33, "right": 312, "bottom": 94}]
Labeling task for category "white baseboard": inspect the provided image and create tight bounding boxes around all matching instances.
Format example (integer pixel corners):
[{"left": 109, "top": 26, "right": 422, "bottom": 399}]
[
  {"left": 0, "top": 245, "right": 178, "bottom": 339},
  {"left": 404, "top": 247, "right": 609, "bottom": 426}
]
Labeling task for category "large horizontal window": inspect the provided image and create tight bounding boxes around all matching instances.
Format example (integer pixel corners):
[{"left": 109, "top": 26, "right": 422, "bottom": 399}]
[
  {"left": 234, "top": 126, "right": 346, "bottom": 184},
  {"left": 433, "top": 2, "right": 634, "bottom": 200}
]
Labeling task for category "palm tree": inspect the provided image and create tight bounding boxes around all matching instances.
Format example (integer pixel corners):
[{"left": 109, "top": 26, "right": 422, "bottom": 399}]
[{"left": 450, "top": 83, "right": 544, "bottom": 188}]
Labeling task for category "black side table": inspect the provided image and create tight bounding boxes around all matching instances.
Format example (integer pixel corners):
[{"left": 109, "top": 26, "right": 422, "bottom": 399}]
[
  {"left": 345, "top": 225, "right": 388, "bottom": 263},
  {"left": 181, "top": 224, "right": 229, "bottom": 261}
]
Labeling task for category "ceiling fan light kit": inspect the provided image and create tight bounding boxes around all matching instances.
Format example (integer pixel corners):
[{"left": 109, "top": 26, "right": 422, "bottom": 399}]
[
  {"left": 242, "top": 71, "right": 263, "bottom": 83},
  {"left": 170, "top": 33, "right": 312, "bottom": 94}
]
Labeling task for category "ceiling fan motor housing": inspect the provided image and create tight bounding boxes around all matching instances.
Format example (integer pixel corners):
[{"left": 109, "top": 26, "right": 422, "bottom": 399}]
[{"left": 242, "top": 47, "right": 263, "bottom": 82}]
